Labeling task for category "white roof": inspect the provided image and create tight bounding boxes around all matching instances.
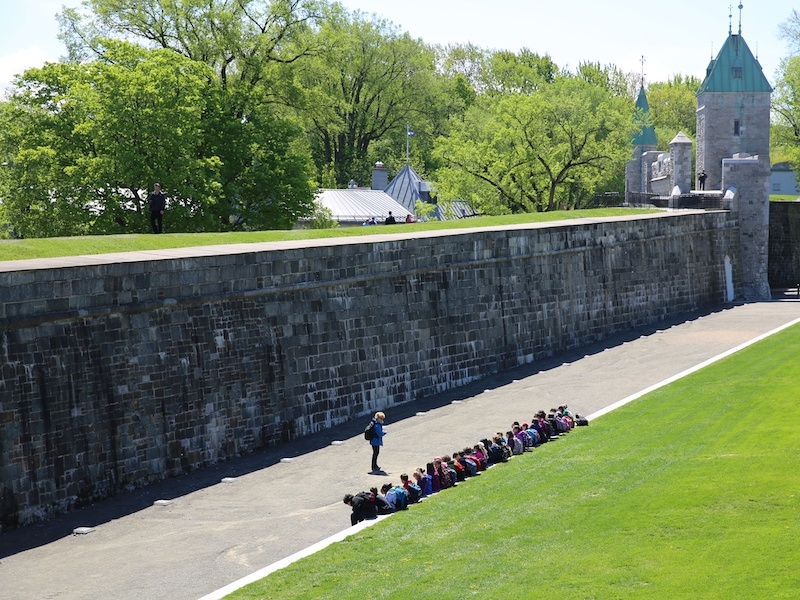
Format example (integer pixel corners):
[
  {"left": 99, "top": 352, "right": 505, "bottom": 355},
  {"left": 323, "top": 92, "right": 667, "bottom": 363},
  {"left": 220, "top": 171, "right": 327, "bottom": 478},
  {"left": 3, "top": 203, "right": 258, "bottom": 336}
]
[{"left": 316, "top": 189, "right": 412, "bottom": 224}]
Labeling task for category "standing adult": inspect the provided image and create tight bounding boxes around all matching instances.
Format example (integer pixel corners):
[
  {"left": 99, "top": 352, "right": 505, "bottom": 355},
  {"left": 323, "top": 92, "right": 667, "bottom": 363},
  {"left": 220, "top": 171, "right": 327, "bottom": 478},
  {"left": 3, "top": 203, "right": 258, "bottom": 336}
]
[
  {"left": 369, "top": 411, "right": 385, "bottom": 473},
  {"left": 698, "top": 170, "right": 707, "bottom": 190},
  {"left": 149, "top": 183, "right": 166, "bottom": 233}
]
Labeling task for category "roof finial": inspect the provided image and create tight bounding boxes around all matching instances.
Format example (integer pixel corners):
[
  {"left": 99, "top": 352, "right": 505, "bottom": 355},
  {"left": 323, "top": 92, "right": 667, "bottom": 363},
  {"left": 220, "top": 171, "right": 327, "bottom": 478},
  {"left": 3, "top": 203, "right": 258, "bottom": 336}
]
[
  {"left": 640, "top": 55, "right": 646, "bottom": 87},
  {"left": 738, "top": 2, "right": 743, "bottom": 35},
  {"left": 728, "top": 4, "right": 732, "bottom": 35}
]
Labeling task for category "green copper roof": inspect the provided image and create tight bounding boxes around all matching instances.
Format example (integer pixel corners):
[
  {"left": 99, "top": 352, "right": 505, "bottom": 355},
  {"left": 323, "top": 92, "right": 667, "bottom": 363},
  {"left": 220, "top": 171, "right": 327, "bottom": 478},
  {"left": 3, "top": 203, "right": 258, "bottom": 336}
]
[
  {"left": 633, "top": 86, "right": 657, "bottom": 147},
  {"left": 698, "top": 33, "right": 772, "bottom": 93}
]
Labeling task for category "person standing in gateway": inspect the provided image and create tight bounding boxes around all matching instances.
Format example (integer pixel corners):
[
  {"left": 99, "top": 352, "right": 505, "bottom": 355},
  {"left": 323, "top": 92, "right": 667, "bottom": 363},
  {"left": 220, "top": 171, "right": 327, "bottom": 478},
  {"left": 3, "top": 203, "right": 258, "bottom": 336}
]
[
  {"left": 369, "top": 411, "right": 386, "bottom": 473},
  {"left": 149, "top": 183, "right": 166, "bottom": 233}
]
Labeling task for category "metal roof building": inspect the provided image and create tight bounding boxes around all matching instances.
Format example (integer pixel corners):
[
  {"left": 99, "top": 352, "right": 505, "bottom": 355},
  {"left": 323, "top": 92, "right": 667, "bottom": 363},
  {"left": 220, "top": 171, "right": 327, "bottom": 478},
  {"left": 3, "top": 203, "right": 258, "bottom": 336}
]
[
  {"left": 314, "top": 188, "right": 412, "bottom": 226},
  {"left": 313, "top": 162, "right": 476, "bottom": 225}
]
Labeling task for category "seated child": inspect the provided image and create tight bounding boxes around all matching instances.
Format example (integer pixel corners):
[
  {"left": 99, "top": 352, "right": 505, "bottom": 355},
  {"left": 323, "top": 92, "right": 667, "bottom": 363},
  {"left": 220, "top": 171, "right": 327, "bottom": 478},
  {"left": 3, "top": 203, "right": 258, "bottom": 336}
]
[{"left": 343, "top": 491, "right": 378, "bottom": 525}]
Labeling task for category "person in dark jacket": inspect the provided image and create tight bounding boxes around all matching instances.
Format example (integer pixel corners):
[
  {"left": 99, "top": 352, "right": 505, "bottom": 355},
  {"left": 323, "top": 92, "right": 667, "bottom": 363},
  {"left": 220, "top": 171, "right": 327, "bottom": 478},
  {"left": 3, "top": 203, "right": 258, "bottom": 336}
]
[
  {"left": 369, "top": 411, "right": 386, "bottom": 473},
  {"left": 343, "top": 492, "right": 378, "bottom": 525},
  {"left": 148, "top": 183, "right": 166, "bottom": 233}
]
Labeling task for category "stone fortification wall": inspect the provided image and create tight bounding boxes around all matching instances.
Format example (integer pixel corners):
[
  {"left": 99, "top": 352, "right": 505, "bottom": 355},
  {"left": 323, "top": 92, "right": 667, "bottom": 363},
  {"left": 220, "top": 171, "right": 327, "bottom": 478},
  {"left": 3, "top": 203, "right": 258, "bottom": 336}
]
[
  {"left": 0, "top": 212, "right": 738, "bottom": 530},
  {"left": 769, "top": 202, "right": 800, "bottom": 287}
]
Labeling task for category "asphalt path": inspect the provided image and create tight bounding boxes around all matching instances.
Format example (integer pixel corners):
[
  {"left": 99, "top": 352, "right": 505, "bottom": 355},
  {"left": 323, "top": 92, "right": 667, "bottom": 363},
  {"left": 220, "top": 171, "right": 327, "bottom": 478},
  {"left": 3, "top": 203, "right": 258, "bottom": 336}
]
[{"left": 2, "top": 298, "right": 800, "bottom": 600}]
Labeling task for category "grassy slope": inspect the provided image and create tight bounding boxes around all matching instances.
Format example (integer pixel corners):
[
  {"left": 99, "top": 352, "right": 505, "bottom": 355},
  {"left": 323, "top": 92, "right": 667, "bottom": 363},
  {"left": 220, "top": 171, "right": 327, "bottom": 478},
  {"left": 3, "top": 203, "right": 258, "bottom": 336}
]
[
  {"left": 0, "top": 209, "right": 653, "bottom": 262},
  {"left": 229, "top": 325, "right": 800, "bottom": 599}
]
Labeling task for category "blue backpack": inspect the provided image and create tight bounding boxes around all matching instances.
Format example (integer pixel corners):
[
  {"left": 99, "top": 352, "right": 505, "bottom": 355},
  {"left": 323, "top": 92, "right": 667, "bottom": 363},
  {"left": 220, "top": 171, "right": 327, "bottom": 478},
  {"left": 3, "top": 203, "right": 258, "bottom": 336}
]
[
  {"left": 405, "top": 482, "right": 422, "bottom": 503},
  {"left": 391, "top": 486, "right": 408, "bottom": 510},
  {"left": 460, "top": 457, "right": 478, "bottom": 477}
]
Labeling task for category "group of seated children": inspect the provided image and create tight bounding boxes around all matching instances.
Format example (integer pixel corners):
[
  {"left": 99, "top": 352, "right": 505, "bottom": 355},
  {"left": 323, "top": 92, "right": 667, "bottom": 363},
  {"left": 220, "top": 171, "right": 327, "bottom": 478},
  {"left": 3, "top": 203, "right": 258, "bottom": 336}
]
[{"left": 343, "top": 406, "right": 586, "bottom": 525}]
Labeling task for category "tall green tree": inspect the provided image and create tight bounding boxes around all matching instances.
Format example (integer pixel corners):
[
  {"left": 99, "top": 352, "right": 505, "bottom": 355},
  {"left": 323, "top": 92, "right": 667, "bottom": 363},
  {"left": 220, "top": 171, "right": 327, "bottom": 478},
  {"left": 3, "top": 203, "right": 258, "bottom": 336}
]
[
  {"left": 59, "top": 0, "right": 320, "bottom": 94},
  {"left": 436, "top": 42, "right": 486, "bottom": 97},
  {"left": 646, "top": 74, "right": 701, "bottom": 144},
  {"left": 434, "top": 75, "right": 634, "bottom": 213},
  {"left": 201, "top": 87, "right": 316, "bottom": 230},
  {"left": 53, "top": 0, "right": 318, "bottom": 233},
  {"left": 294, "top": 7, "right": 443, "bottom": 186},
  {"left": 772, "top": 55, "right": 800, "bottom": 167},
  {"left": 0, "top": 42, "right": 222, "bottom": 237},
  {"left": 778, "top": 9, "right": 800, "bottom": 55},
  {"left": 436, "top": 45, "right": 557, "bottom": 97},
  {"left": 574, "top": 61, "right": 631, "bottom": 97},
  {"left": 483, "top": 49, "right": 558, "bottom": 95}
]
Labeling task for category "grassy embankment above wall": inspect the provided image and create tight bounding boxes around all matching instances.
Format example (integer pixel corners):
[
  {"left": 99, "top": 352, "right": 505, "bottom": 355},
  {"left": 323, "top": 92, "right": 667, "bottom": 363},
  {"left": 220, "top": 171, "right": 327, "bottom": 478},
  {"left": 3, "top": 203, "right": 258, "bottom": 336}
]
[{"left": 0, "top": 208, "right": 655, "bottom": 262}]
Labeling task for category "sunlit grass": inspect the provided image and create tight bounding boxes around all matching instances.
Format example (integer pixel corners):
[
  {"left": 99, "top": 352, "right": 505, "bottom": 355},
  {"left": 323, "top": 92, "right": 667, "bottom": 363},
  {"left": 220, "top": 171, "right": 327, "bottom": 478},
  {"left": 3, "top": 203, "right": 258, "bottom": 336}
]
[
  {"left": 0, "top": 208, "right": 654, "bottom": 262},
  {"left": 227, "top": 325, "right": 800, "bottom": 599}
]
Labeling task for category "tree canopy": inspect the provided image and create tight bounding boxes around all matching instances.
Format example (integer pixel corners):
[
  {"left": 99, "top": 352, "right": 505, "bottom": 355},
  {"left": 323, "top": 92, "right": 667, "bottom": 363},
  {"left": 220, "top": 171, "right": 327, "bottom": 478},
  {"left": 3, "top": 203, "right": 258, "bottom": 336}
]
[
  {"left": 434, "top": 74, "right": 635, "bottom": 213},
  {"left": 293, "top": 7, "right": 445, "bottom": 187},
  {"left": 0, "top": 39, "right": 314, "bottom": 237},
  {"left": 772, "top": 55, "right": 800, "bottom": 166},
  {"left": 646, "top": 75, "right": 701, "bottom": 145},
  {"left": 3, "top": 0, "right": 774, "bottom": 238}
]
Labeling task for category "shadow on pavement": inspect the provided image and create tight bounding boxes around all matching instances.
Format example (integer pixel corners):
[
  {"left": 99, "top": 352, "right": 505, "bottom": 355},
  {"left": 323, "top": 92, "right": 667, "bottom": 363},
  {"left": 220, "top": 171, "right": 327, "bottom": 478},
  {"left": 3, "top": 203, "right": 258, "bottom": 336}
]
[{"left": 0, "top": 302, "right": 753, "bottom": 559}]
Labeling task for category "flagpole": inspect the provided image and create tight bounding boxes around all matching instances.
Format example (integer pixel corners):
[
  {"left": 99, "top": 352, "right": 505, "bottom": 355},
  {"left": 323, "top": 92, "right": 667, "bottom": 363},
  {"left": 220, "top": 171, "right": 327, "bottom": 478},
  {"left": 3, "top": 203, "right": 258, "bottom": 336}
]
[{"left": 406, "top": 123, "right": 410, "bottom": 165}]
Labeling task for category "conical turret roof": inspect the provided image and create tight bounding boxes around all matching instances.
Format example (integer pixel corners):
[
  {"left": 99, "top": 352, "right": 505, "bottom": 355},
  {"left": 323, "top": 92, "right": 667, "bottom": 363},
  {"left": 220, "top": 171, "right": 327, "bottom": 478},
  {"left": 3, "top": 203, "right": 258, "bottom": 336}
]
[
  {"left": 698, "top": 33, "right": 772, "bottom": 93},
  {"left": 633, "top": 86, "right": 657, "bottom": 147}
]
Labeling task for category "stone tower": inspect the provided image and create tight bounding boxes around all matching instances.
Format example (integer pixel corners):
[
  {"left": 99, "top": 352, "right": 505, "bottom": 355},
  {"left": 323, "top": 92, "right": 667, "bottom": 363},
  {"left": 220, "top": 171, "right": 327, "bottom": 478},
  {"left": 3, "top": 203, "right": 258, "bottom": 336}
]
[{"left": 695, "top": 24, "right": 772, "bottom": 190}]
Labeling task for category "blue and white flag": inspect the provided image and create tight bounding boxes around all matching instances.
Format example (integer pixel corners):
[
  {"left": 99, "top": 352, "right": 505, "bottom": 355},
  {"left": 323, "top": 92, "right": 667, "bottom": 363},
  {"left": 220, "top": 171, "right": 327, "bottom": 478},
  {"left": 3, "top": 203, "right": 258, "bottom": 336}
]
[{"left": 406, "top": 124, "right": 416, "bottom": 137}]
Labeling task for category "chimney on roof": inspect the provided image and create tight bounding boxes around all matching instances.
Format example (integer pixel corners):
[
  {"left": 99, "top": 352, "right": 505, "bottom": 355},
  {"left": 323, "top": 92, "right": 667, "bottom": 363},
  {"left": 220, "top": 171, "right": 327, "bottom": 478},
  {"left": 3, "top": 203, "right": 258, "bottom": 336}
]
[
  {"left": 419, "top": 181, "right": 432, "bottom": 202},
  {"left": 372, "top": 161, "right": 388, "bottom": 190}
]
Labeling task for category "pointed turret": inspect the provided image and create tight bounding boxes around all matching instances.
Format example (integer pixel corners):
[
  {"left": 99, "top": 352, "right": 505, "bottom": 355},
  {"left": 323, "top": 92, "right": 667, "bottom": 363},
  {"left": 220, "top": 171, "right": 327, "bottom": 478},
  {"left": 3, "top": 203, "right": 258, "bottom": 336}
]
[
  {"left": 626, "top": 85, "right": 658, "bottom": 199},
  {"left": 633, "top": 86, "right": 657, "bottom": 148},
  {"left": 697, "top": 33, "right": 772, "bottom": 94},
  {"left": 696, "top": 26, "right": 771, "bottom": 190}
]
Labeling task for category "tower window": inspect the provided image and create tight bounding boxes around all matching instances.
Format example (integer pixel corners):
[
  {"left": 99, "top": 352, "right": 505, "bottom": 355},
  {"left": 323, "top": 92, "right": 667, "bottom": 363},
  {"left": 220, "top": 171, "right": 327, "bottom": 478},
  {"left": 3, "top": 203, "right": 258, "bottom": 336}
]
[
  {"left": 732, "top": 66, "right": 743, "bottom": 79},
  {"left": 734, "top": 119, "right": 741, "bottom": 136}
]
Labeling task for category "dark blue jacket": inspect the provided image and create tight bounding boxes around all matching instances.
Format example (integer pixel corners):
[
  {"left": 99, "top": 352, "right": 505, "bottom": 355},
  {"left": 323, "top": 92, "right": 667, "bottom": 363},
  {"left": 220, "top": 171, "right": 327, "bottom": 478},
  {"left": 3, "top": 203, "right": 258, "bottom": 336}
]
[{"left": 370, "top": 418, "right": 384, "bottom": 447}]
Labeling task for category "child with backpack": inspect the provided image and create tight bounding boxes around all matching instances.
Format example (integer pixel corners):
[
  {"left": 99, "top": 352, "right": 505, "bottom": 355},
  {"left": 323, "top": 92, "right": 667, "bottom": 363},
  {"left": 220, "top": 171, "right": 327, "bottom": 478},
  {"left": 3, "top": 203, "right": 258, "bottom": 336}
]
[
  {"left": 343, "top": 491, "right": 378, "bottom": 525},
  {"left": 414, "top": 468, "right": 433, "bottom": 497},
  {"left": 380, "top": 483, "right": 408, "bottom": 511},
  {"left": 401, "top": 473, "right": 422, "bottom": 504}
]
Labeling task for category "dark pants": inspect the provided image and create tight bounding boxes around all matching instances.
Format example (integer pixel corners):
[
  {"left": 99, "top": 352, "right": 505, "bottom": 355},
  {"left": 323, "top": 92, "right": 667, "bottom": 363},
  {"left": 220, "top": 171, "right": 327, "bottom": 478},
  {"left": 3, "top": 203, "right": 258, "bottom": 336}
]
[
  {"left": 371, "top": 445, "right": 380, "bottom": 471},
  {"left": 150, "top": 211, "right": 163, "bottom": 234}
]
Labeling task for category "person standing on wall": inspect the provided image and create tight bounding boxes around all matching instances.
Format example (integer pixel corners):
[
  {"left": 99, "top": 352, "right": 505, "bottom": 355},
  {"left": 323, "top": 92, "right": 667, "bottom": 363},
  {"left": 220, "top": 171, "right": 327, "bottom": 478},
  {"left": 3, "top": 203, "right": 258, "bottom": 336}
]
[
  {"left": 698, "top": 169, "right": 707, "bottom": 190},
  {"left": 149, "top": 183, "right": 166, "bottom": 233},
  {"left": 369, "top": 411, "right": 386, "bottom": 474}
]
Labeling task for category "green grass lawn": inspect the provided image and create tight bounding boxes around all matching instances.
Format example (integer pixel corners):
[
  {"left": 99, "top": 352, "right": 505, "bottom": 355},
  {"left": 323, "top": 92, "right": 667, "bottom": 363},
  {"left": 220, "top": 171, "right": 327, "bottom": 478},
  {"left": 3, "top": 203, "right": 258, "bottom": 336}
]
[
  {"left": 0, "top": 208, "right": 653, "bottom": 262},
  {"left": 228, "top": 325, "right": 800, "bottom": 599}
]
